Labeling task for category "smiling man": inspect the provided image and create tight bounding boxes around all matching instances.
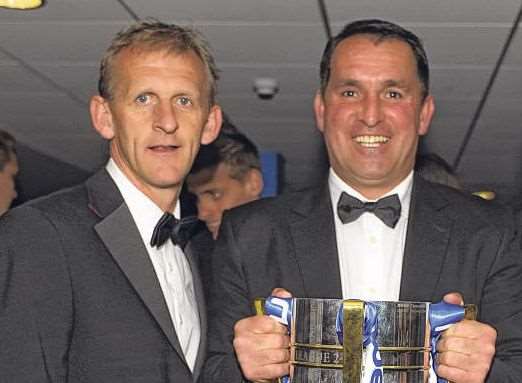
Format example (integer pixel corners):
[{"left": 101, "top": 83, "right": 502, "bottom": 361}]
[
  {"left": 0, "top": 20, "right": 221, "bottom": 382},
  {"left": 204, "top": 19, "right": 522, "bottom": 383}
]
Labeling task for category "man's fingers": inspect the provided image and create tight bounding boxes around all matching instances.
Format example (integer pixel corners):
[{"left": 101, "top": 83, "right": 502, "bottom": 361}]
[
  {"left": 442, "top": 320, "right": 497, "bottom": 340},
  {"left": 233, "top": 315, "right": 291, "bottom": 381},
  {"left": 437, "top": 349, "right": 469, "bottom": 368},
  {"left": 235, "top": 315, "right": 288, "bottom": 335},
  {"left": 271, "top": 287, "right": 293, "bottom": 298},
  {"left": 437, "top": 335, "right": 472, "bottom": 356},
  {"left": 241, "top": 360, "right": 290, "bottom": 382},
  {"left": 436, "top": 351, "right": 492, "bottom": 383},
  {"left": 435, "top": 319, "right": 496, "bottom": 383},
  {"left": 435, "top": 363, "right": 482, "bottom": 383},
  {"left": 443, "top": 292, "right": 464, "bottom": 306},
  {"left": 234, "top": 331, "right": 290, "bottom": 351}
]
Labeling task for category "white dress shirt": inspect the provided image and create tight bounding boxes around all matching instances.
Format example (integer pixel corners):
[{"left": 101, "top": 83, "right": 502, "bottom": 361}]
[
  {"left": 329, "top": 168, "right": 413, "bottom": 301},
  {"left": 106, "top": 159, "right": 200, "bottom": 371}
]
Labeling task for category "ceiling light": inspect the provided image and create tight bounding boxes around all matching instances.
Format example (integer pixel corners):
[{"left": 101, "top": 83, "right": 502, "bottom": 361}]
[{"left": 0, "top": 0, "right": 43, "bottom": 9}]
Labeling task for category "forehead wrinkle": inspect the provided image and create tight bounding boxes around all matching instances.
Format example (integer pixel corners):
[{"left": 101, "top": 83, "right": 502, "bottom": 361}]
[
  {"left": 383, "top": 79, "right": 410, "bottom": 89},
  {"left": 111, "top": 49, "right": 208, "bottom": 100}
]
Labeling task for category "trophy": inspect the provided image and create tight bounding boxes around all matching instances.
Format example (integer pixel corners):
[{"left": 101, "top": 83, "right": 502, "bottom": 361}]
[{"left": 255, "top": 297, "right": 476, "bottom": 383}]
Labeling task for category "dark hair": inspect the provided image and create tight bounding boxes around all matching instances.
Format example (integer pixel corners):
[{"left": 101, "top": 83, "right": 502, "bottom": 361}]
[
  {"left": 98, "top": 19, "right": 219, "bottom": 105},
  {"left": 189, "top": 120, "right": 260, "bottom": 182},
  {"left": 320, "top": 19, "right": 430, "bottom": 100},
  {"left": 0, "top": 130, "right": 16, "bottom": 171}
]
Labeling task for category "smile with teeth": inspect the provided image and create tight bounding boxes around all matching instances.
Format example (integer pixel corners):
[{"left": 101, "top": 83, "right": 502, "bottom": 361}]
[{"left": 354, "top": 135, "right": 389, "bottom": 148}]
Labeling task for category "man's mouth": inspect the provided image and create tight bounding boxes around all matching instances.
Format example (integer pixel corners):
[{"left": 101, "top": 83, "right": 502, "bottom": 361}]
[
  {"left": 149, "top": 145, "right": 179, "bottom": 152},
  {"left": 354, "top": 135, "right": 389, "bottom": 148}
]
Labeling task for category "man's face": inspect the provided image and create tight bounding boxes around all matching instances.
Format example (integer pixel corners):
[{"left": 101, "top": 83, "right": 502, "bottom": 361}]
[
  {"left": 187, "top": 163, "right": 260, "bottom": 239},
  {"left": 91, "top": 48, "right": 221, "bottom": 204},
  {"left": 315, "top": 35, "right": 434, "bottom": 199},
  {"left": 0, "top": 155, "right": 18, "bottom": 215}
]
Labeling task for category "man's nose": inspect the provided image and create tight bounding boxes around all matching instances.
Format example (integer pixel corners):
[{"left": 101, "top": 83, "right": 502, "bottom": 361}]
[
  {"left": 359, "top": 94, "right": 383, "bottom": 128},
  {"left": 153, "top": 101, "right": 178, "bottom": 133},
  {"left": 197, "top": 201, "right": 218, "bottom": 222}
]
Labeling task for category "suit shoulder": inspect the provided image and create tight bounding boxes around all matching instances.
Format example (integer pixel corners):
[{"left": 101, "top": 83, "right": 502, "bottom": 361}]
[
  {"left": 420, "top": 180, "right": 514, "bottom": 227},
  {"left": 223, "top": 187, "right": 320, "bottom": 223},
  {"left": 2, "top": 183, "right": 89, "bottom": 228}
]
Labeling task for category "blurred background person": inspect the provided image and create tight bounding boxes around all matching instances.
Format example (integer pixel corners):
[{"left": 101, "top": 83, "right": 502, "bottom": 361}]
[
  {"left": 187, "top": 123, "right": 263, "bottom": 240},
  {"left": 415, "top": 152, "right": 497, "bottom": 200},
  {"left": 415, "top": 152, "right": 463, "bottom": 190},
  {"left": 0, "top": 130, "right": 18, "bottom": 216}
]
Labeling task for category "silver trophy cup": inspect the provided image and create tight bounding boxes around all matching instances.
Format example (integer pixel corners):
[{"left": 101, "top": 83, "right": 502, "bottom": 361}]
[{"left": 255, "top": 298, "right": 476, "bottom": 383}]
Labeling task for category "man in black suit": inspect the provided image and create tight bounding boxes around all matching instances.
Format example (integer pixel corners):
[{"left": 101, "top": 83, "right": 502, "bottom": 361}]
[
  {"left": 203, "top": 20, "right": 522, "bottom": 383},
  {"left": 0, "top": 20, "right": 222, "bottom": 382}
]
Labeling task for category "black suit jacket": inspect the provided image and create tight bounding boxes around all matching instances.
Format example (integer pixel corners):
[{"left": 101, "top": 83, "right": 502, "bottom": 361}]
[
  {"left": 0, "top": 169, "right": 207, "bottom": 382},
  {"left": 203, "top": 176, "right": 522, "bottom": 382}
]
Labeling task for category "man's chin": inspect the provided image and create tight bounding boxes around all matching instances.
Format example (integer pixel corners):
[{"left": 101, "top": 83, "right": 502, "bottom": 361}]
[{"left": 206, "top": 224, "right": 220, "bottom": 239}]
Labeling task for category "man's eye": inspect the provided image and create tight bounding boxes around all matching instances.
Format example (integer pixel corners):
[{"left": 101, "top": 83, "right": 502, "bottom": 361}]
[
  {"left": 211, "top": 191, "right": 222, "bottom": 200},
  {"left": 341, "top": 90, "right": 357, "bottom": 97},
  {"left": 387, "top": 91, "right": 402, "bottom": 99},
  {"left": 177, "top": 96, "right": 192, "bottom": 106},
  {"left": 135, "top": 94, "right": 151, "bottom": 104}
]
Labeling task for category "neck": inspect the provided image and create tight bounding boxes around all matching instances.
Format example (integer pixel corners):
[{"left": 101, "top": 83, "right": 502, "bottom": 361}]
[
  {"left": 110, "top": 156, "right": 181, "bottom": 213},
  {"left": 148, "top": 189, "right": 180, "bottom": 213}
]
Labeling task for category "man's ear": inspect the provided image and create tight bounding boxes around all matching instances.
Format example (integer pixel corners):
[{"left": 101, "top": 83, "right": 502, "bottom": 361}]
[
  {"left": 90, "top": 95, "right": 115, "bottom": 140},
  {"left": 313, "top": 90, "right": 326, "bottom": 133},
  {"left": 244, "top": 168, "right": 264, "bottom": 198},
  {"left": 201, "top": 105, "right": 223, "bottom": 145},
  {"left": 418, "top": 95, "right": 435, "bottom": 136}
]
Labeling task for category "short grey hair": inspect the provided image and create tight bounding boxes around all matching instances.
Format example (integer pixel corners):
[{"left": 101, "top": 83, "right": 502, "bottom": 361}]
[{"left": 98, "top": 19, "right": 219, "bottom": 105}]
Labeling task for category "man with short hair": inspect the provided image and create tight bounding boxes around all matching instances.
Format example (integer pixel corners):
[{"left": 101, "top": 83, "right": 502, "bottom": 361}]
[
  {"left": 187, "top": 127, "right": 263, "bottom": 239},
  {"left": 0, "top": 20, "right": 222, "bottom": 382},
  {"left": 0, "top": 130, "right": 18, "bottom": 216},
  {"left": 203, "top": 19, "right": 522, "bottom": 383}
]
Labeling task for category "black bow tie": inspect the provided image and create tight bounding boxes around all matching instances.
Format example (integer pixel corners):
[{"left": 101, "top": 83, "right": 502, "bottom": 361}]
[
  {"left": 150, "top": 212, "right": 199, "bottom": 249},
  {"left": 337, "top": 192, "right": 401, "bottom": 228}
]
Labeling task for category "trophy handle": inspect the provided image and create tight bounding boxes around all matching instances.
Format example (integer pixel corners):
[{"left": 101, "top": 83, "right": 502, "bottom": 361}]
[
  {"left": 342, "top": 300, "right": 365, "bottom": 383},
  {"left": 254, "top": 297, "right": 266, "bottom": 315},
  {"left": 464, "top": 304, "right": 477, "bottom": 320}
]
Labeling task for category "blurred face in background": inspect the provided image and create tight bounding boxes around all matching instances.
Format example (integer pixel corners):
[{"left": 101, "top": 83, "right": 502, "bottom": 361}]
[
  {"left": 187, "top": 163, "right": 262, "bottom": 238},
  {"left": 0, "top": 154, "right": 19, "bottom": 215}
]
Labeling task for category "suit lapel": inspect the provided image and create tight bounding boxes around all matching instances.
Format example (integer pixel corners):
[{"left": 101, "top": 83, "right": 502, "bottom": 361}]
[
  {"left": 183, "top": 241, "right": 206, "bottom": 382},
  {"left": 289, "top": 184, "right": 342, "bottom": 298},
  {"left": 87, "top": 170, "right": 186, "bottom": 363},
  {"left": 400, "top": 176, "right": 454, "bottom": 301}
]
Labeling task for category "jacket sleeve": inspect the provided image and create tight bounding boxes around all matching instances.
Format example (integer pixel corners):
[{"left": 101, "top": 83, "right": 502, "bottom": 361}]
[
  {"left": 201, "top": 213, "right": 251, "bottom": 382},
  {"left": 480, "top": 212, "right": 522, "bottom": 382},
  {"left": 0, "top": 207, "right": 73, "bottom": 382}
]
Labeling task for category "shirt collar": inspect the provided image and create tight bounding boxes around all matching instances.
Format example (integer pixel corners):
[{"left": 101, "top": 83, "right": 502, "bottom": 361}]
[{"left": 106, "top": 159, "right": 180, "bottom": 244}]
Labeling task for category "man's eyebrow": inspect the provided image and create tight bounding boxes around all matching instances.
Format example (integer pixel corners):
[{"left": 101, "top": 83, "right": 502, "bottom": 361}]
[
  {"left": 383, "top": 79, "right": 409, "bottom": 88},
  {"left": 334, "top": 79, "right": 359, "bottom": 87}
]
